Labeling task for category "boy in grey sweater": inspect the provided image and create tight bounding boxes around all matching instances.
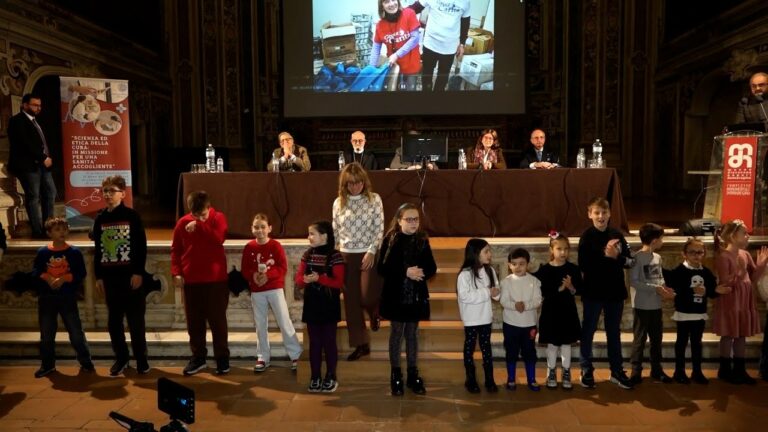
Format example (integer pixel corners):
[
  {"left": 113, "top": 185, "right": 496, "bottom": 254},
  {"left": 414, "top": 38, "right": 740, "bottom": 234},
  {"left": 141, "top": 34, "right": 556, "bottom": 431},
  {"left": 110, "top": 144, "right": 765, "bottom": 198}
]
[{"left": 629, "top": 223, "right": 675, "bottom": 384}]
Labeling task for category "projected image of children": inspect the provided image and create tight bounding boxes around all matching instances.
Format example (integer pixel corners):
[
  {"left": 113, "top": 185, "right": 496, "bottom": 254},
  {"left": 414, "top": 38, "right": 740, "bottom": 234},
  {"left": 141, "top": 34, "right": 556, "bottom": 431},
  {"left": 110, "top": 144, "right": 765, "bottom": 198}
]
[{"left": 312, "top": 0, "right": 495, "bottom": 92}]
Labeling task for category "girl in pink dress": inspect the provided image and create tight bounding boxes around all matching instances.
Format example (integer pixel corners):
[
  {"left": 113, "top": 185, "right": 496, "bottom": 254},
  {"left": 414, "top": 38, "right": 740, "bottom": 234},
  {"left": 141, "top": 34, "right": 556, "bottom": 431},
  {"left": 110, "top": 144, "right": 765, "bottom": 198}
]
[{"left": 714, "top": 219, "right": 768, "bottom": 384}]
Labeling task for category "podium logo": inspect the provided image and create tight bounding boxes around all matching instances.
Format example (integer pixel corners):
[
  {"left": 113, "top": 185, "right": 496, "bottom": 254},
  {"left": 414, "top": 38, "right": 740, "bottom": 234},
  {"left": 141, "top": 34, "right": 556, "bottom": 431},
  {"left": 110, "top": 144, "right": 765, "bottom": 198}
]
[{"left": 727, "top": 144, "right": 753, "bottom": 169}]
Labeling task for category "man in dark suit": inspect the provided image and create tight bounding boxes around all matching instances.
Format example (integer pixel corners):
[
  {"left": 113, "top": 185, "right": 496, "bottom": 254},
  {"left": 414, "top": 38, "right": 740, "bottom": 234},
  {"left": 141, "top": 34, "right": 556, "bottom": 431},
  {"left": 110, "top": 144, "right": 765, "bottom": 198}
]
[
  {"left": 735, "top": 72, "right": 768, "bottom": 127},
  {"left": 344, "top": 130, "right": 379, "bottom": 171},
  {"left": 7, "top": 93, "right": 56, "bottom": 238},
  {"left": 519, "top": 128, "right": 560, "bottom": 169}
]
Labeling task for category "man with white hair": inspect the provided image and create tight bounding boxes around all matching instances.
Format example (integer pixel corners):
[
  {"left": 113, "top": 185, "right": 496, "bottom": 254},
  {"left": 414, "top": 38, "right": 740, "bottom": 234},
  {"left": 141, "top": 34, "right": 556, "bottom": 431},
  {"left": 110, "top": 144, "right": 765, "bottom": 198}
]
[{"left": 343, "top": 131, "right": 379, "bottom": 171}]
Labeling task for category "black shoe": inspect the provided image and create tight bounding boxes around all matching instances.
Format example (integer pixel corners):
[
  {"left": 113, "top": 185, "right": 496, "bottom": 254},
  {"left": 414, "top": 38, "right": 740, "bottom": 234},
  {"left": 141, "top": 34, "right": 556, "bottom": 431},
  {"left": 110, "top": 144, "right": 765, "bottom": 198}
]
[
  {"left": 346, "top": 344, "right": 370, "bottom": 361},
  {"left": 465, "top": 379, "right": 481, "bottom": 393},
  {"left": 690, "top": 371, "right": 709, "bottom": 384},
  {"left": 80, "top": 362, "right": 96, "bottom": 373},
  {"left": 717, "top": 357, "right": 733, "bottom": 383},
  {"left": 215, "top": 358, "right": 230, "bottom": 375},
  {"left": 109, "top": 358, "right": 130, "bottom": 377},
  {"left": 391, "top": 368, "right": 404, "bottom": 396},
  {"left": 732, "top": 358, "right": 756, "bottom": 385},
  {"left": 308, "top": 377, "right": 322, "bottom": 393},
  {"left": 321, "top": 374, "right": 339, "bottom": 393},
  {"left": 673, "top": 371, "right": 691, "bottom": 384},
  {"left": 610, "top": 370, "right": 634, "bottom": 390},
  {"left": 34, "top": 365, "right": 56, "bottom": 378},
  {"left": 406, "top": 367, "right": 426, "bottom": 395},
  {"left": 651, "top": 370, "right": 673, "bottom": 383},
  {"left": 629, "top": 372, "right": 643, "bottom": 386},
  {"left": 183, "top": 357, "right": 207, "bottom": 376},
  {"left": 580, "top": 368, "right": 595, "bottom": 388},
  {"left": 505, "top": 381, "right": 517, "bottom": 391},
  {"left": 484, "top": 381, "right": 498, "bottom": 393},
  {"left": 370, "top": 315, "right": 381, "bottom": 332},
  {"left": 136, "top": 359, "right": 151, "bottom": 375}
]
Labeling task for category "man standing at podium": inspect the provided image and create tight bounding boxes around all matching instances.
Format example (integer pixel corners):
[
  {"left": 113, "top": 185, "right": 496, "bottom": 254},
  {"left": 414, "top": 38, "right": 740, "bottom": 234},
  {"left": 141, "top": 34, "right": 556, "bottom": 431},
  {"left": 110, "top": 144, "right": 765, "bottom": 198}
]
[{"left": 736, "top": 72, "right": 768, "bottom": 126}]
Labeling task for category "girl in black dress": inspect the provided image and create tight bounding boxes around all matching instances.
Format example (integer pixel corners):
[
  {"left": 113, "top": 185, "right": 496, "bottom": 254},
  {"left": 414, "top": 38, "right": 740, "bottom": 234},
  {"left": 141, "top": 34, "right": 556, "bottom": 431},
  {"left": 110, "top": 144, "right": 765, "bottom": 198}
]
[
  {"left": 378, "top": 203, "right": 437, "bottom": 395},
  {"left": 533, "top": 232, "right": 582, "bottom": 389}
]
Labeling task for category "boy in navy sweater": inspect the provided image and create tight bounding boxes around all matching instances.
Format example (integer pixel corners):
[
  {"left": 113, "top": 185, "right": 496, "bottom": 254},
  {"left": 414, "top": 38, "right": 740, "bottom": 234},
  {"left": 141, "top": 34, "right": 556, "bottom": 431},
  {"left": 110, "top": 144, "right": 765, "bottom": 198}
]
[
  {"left": 33, "top": 217, "right": 94, "bottom": 378},
  {"left": 578, "top": 197, "right": 635, "bottom": 390}
]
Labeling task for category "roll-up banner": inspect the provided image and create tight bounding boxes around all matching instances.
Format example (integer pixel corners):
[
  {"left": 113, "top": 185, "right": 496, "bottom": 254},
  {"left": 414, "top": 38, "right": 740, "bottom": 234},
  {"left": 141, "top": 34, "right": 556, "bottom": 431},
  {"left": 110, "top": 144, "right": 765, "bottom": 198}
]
[
  {"left": 721, "top": 135, "right": 758, "bottom": 231},
  {"left": 59, "top": 77, "right": 131, "bottom": 227}
]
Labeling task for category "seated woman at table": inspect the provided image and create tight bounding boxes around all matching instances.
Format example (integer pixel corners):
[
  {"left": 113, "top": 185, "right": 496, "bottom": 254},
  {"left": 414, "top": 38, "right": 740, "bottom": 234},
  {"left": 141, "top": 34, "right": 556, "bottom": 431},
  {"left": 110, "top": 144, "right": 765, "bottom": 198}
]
[
  {"left": 267, "top": 132, "right": 312, "bottom": 172},
  {"left": 466, "top": 129, "right": 507, "bottom": 170}
]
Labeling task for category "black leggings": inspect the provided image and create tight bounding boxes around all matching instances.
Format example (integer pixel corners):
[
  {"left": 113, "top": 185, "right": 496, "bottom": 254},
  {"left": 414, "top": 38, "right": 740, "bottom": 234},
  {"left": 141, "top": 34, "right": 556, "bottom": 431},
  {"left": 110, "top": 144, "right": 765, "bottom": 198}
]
[
  {"left": 464, "top": 324, "right": 493, "bottom": 368},
  {"left": 675, "top": 320, "right": 704, "bottom": 373},
  {"left": 389, "top": 321, "right": 419, "bottom": 368}
]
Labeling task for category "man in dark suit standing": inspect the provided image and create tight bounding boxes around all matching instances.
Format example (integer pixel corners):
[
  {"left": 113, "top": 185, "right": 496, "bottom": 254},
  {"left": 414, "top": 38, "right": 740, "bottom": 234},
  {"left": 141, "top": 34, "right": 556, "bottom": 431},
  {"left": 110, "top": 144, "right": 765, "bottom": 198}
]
[
  {"left": 344, "top": 130, "right": 379, "bottom": 171},
  {"left": 519, "top": 128, "right": 560, "bottom": 169},
  {"left": 7, "top": 93, "right": 56, "bottom": 238},
  {"left": 735, "top": 72, "right": 768, "bottom": 127}
]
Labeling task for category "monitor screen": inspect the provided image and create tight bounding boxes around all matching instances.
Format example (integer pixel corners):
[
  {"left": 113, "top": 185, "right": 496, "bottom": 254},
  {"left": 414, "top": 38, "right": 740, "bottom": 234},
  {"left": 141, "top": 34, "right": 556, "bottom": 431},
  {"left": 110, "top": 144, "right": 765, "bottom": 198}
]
[
  {"left": 283, "top": 0, "right": 525, "bottom": 117},
  {"left": 401, "top": 134, "right": 448, "bottom": 163}
]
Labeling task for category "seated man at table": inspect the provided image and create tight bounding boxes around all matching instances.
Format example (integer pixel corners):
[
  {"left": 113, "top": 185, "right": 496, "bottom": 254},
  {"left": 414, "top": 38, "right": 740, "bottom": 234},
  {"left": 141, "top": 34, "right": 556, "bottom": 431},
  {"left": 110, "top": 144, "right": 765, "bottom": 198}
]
[
  {"left": 344, "top": 131, "right": 379, "bottom": 170},
  {"left": 519, "top": 129, "right": 560, "bottom": 169},
  {"left": 267, "top": 132, "right": 311, "bottom": 172}
]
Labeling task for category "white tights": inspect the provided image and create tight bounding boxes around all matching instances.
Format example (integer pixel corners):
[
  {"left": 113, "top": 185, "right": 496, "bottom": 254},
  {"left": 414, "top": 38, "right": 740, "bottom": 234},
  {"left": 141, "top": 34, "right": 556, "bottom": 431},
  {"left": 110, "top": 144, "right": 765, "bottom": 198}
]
[{"left": 546, "top": 344, "right": 572, "bottom": 369}]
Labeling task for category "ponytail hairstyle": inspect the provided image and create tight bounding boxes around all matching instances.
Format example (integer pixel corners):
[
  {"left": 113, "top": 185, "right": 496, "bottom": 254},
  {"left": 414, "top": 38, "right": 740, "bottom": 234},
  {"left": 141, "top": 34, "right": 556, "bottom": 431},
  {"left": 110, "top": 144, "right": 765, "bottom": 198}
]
[
  {"left": 714, "top": 219, "right": 746, "bottom": 253},
  {"left": 547, "top": 230, "right": 570, "bottom": 261},
  {"left": 459, "top": 238, "right": 496, "bottom": 289},
  {"left": 382, "top": 202, "right": 427, "bottom": 265},
  {"left": 308, "top": 220, "right": 336, "bottom": 275}
]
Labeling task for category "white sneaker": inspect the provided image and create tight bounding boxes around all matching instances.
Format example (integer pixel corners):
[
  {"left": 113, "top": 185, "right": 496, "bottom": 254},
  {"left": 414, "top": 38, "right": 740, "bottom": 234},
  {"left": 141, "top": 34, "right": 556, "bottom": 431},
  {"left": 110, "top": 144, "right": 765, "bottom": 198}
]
[
  {"left": 291, "top": 359, "right": 298, "bottom": 371},
  {"left": 253, "top": 359, "right": 270, "bottom": 372}
]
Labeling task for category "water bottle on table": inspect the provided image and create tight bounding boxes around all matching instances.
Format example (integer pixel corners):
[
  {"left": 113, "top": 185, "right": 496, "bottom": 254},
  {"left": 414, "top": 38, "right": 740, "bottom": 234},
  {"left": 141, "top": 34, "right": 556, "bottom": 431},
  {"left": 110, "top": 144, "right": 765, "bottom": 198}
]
[
  {"left": 271, "top": 154, "right": 280, "bottom": 172},
  {"left": 338, "top": 151, "right": 345, "bottom": 171},
  {"left": 458, "top": 149, "right": 467, "bottom": 170},
  {"left": 206, "top": 143, "right": 216, "bottom": 172},
  {"left": 591, "top": 139, "right": 603, "bottom": 168},
  {"left": 576, "top": 148, "right": 586, "bottom": 168},
  {"left": 216, "top": 157, "right": 224, "bottom": 173}
]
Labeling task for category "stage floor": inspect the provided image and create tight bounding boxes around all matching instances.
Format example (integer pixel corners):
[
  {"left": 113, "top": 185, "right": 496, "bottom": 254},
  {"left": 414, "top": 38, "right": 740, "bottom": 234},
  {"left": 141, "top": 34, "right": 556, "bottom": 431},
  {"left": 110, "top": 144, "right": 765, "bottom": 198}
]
[{"left": 0, "top": 361, "right": 765, "bottom": 431}]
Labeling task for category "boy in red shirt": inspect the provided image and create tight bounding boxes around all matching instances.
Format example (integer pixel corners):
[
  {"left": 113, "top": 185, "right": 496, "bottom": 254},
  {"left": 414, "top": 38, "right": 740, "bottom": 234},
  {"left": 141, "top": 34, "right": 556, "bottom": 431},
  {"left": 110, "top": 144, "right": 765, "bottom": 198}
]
[{"left": 171, "top": 191, "right": 230, "bottom": 375}]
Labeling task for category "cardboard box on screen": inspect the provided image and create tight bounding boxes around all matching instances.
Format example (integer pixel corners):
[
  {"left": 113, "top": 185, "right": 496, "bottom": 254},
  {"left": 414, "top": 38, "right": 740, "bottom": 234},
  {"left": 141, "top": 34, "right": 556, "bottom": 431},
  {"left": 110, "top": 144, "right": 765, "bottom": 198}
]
[
  {"left": 459, "top": 53, "right": 494, "bottom": 87},
  {"left": 464, "top": 28, "right": 494, "bottom": 55},
  {"left": 321, "top": 22, "right": 357, "bottom": 63}
]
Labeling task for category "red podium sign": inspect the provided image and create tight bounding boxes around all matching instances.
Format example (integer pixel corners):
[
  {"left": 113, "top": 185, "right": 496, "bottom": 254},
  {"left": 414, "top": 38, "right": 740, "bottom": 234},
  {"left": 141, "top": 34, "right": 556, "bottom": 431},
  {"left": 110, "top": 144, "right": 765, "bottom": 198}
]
[{"left": 721, "top": 135, "right": 758, "bottom": 231}]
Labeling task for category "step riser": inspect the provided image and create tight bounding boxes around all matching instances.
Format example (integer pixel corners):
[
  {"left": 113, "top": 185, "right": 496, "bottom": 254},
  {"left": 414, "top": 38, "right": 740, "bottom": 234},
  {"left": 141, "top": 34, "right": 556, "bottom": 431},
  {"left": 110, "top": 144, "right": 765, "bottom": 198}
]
[{"left": 297, "top": 344, "right": 765, "bottom": 383}]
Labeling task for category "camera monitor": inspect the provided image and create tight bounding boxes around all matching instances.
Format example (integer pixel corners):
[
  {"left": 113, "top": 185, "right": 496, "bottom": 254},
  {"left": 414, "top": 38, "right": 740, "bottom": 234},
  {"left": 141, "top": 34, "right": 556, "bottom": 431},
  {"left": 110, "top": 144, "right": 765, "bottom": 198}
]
[
  {"left": 402, "top": 135, "right": 448, "bottom": 164},
  {"left": 158, "top": 377, "right": 195, "bottom": 425}
]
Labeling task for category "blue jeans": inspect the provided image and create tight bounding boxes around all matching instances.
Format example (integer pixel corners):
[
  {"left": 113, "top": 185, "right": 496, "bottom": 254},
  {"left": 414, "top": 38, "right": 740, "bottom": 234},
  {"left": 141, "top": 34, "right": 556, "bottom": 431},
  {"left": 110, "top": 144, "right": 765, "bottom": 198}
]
[
  {"left": 17, "top": 167, "right": 56, "bottom": 236},
  {"left": 580, "top": 299, "right": 625, "bottom": 373},
  {"left": 38, "top": 293, "right": 92, "bottom": 368}
]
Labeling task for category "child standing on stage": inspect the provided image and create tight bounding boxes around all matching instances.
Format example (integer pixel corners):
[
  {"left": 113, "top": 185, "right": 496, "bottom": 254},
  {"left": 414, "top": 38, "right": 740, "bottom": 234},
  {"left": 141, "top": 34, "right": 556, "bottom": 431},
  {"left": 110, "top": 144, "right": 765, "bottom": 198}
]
[
  {"left": 457, "top": 238, "right": 499, "bottom": 393},
  {"left": 241, "top": 213, "right": 302, "bottom": 372},
  {"left": 713, "top": 219, "right": 768, "bottom": 384},
  {"left": 629, "top": 223, "right": 676, "bottom": 385},
  {"left": 665, "top": 238, "right": 725, "bottom": 384},
  {"left": 578, "top": 197, "right": 635, "bottom": 389},
  {"left": 534, "top": 232, "right": 582, "bottom": 390},
  {"left": 33, "top": 217, "right": 94, "bottom": 378},
  {"left": 378, "top": 203, "right": 437, "bottom": 396},
  {"left": 295, "top": 221, "right": 345, "bottom": 393},
  {"left": 499, "top": 248, "right": 542, "bottom": 391}
]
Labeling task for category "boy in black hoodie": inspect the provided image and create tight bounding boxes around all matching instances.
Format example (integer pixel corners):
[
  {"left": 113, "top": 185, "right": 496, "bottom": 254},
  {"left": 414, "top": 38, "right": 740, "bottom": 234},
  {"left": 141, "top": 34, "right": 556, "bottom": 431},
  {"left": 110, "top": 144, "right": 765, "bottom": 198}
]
[
  {"left": 92, "top": 175, "right": 148, "bottom": 377},
  {"left": 578, "top": 197, "right": 635, "bottom": 390},
  {"left": 664, "top": 238, "right": 728, "bottom": 384}
]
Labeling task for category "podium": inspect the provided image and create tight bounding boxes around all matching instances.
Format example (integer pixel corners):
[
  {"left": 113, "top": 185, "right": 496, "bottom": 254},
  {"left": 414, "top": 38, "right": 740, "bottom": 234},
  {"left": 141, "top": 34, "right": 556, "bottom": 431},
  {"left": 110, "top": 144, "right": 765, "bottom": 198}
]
[{"left": 701, "top": 131, "right": 768, "bottom": 233}]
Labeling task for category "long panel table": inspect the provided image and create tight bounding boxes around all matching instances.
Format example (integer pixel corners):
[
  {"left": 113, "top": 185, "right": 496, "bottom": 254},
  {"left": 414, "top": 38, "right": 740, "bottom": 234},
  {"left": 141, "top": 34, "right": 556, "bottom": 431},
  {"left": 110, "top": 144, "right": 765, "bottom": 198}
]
[{"left": 177, "top": 169, "right": 628, "bottom": 238}]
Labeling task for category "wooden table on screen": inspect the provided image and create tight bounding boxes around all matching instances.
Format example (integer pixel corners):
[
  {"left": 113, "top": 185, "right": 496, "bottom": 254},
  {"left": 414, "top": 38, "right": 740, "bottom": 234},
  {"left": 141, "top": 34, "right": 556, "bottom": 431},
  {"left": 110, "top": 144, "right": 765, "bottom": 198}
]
[{"left": 177, "top": 169, "right": 628, "bottom": 238}]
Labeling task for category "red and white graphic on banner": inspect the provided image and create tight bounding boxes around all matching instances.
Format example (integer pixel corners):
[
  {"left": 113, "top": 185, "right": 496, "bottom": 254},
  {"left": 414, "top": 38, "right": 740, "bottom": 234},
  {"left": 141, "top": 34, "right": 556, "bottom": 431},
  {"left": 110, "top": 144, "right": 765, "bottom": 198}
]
[
  {"left": 721, "top": 135, "right": 758, "bottom": 231},
  {"left": 59, "top": 77, "right": 132, "bottom": 222}
]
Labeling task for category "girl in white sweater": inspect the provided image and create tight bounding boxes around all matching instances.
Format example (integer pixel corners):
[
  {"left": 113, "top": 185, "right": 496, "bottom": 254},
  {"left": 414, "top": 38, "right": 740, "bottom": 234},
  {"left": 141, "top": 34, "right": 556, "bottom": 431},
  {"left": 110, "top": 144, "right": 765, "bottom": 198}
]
[{"left": 457, "top": 238, "right": 500, "bottom": 393}]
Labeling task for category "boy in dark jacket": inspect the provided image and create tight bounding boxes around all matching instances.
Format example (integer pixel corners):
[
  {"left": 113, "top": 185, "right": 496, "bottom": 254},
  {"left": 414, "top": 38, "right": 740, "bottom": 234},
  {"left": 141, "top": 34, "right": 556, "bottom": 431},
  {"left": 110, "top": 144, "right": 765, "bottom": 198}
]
[
  {"left": 92, "top": 175, "right": 149, "bottom": 377},
  {"left": 578, "top": 197, "right": 635, "bottom": 390}
]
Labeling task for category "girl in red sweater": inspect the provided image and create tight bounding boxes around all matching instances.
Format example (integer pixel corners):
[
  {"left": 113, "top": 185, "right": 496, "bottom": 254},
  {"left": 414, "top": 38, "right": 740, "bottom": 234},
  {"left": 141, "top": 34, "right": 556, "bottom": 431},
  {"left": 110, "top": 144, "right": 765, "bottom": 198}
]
[{"left": 241, "top": 213, "right": 303, "bottom": 372}]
